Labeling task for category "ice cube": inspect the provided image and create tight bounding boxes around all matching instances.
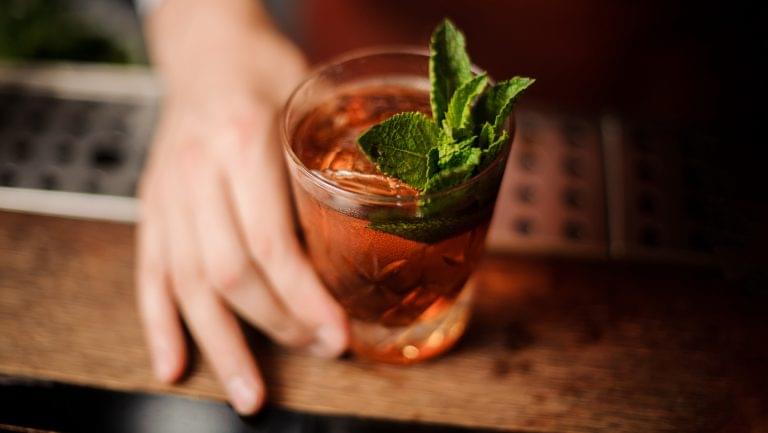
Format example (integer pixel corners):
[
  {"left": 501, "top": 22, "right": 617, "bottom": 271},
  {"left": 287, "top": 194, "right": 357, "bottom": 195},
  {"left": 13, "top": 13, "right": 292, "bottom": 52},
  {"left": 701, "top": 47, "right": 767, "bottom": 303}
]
[
  {"left": 319, "top": 147, "right": 374, "bottom": 172},
  {"left": 313, "top": 169, "right": 419, "bottom": 197}
]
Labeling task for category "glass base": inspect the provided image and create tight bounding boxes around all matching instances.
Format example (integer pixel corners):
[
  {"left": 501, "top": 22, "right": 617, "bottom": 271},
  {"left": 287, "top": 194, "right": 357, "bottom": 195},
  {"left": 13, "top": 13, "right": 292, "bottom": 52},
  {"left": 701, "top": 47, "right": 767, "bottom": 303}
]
[{"left": 349, "top": 287, "right": 473, "bottom": 364}]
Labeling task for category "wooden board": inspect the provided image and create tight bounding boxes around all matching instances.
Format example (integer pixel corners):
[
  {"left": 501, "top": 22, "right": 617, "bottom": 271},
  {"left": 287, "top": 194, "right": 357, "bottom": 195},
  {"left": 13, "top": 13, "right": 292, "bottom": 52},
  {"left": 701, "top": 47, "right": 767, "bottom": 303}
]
[{"left": 1, "top": 211, "right": 766, "bottom": 432}]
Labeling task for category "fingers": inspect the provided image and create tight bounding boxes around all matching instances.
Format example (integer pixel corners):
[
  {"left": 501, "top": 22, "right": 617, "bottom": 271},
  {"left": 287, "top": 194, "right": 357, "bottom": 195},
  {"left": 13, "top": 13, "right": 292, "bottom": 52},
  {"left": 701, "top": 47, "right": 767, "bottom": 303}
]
[
  {"left": 162, "top": 162, "right": 265, "bottom": 414},
  {"left": 137, "top": 100, "right": 348, "bottom": 417},
  {"left": 178, "top": 286, "right": 265, "bottom": 415},
  {"left": 226, "top": 121, "right": 349, "bottom": 357},
  {"left": 269, "top": 243, "right": 350, "bottom": 357},
  {"left": 136, "top": 195, "right": 187, "bottom": 384},
  {"left": 188, "top": 157, "right": 313, "bottom": 347}
]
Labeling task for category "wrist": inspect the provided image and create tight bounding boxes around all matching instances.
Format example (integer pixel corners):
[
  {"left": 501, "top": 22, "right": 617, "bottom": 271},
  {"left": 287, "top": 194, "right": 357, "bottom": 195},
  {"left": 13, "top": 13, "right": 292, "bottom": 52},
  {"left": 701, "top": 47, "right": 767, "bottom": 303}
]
[
  {"left": 144, "top": 0, "right": 306, "bottom": 108},
  {"left": 144, "top": 0, "right": 272, "bottom": 78},
  {"left": 145, "top": 0, "right": 270, "bottom": 32}
]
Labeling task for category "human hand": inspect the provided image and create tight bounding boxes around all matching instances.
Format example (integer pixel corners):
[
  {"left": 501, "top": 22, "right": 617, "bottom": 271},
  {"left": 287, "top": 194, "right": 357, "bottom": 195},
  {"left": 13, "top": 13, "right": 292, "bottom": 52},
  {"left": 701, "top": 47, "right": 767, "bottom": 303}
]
[{"left": 136, "top": 0, "right": 348, "bottom": 414}]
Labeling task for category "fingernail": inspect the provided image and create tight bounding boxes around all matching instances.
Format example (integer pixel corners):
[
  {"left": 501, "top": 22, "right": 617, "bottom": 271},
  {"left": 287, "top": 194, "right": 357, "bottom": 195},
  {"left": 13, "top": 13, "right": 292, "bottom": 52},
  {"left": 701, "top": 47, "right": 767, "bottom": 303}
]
[
  {"left": 308, "top": 325, "right": 345, "bottom": 357},
  {"left": 227, "top": 376, "right": 260, "bottom": 414},
  {"left": 151, "top": 343, "right": 175, "bottom": 383}
]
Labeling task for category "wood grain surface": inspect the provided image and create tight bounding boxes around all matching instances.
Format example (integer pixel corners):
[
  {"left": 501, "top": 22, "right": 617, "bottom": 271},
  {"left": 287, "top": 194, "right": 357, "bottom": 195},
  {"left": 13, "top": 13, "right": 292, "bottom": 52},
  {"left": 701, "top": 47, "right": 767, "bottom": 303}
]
[{"left": 1, "top": 211, "right": 766, "bottom": 432}]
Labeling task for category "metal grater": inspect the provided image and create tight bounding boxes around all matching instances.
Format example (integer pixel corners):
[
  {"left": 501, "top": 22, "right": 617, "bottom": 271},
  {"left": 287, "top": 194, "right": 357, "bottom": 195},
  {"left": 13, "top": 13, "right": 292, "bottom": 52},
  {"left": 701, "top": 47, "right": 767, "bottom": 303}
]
[
  {"left": 0, "top": 63, "right": 157, "bottom": 221},
  {"left": 601, "top": 117, "right": 717, "bottom": 264},
  {"left": 487, "top": 108, "right": 608, "bottom": 258},
  {"left": 0, "top": 63, "right": 716, "bottom": 264}
]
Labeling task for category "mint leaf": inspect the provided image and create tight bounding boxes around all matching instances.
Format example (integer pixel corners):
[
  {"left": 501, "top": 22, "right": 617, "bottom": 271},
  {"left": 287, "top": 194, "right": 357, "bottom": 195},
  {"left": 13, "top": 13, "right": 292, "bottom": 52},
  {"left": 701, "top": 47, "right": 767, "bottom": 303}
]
[
  {"left": 430, "top": 19, "right": 473, "bottom": 126},
  {"left": 444, "top": 73, "right": 488, "bottom": 140},
  {"left": 370, "top": 206, "right": 493, "bottom": 244},
  {"left": 476, "top": 76, "right": 535, "bottom": 134},
  {"left": 358, "top": 112, "right": 444, "bottom": 190},
  {"left": 481, "top": 129, "right": 509, "bottom": 166},
  {"left": 477, "top": 121, "right": 509, "bottom": 166},
  {"left": 438, "top": 135, "right": 475, "bottom": 168},
  {"left": 478, "top": 121, "right": 495, "bottom": 149},
  {"left": 424, "top": 146, "right": 481, "bottom": 192},
  {"left": 426, "top": 147, "right": 440, "bottom": 178}
]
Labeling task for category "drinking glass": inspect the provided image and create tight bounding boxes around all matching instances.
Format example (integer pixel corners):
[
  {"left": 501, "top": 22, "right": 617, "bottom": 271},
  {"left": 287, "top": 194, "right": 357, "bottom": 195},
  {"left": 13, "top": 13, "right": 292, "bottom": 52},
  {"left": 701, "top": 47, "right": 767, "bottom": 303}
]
[{"left": 281, "top": 49, "right": 511, "bottom": 363}]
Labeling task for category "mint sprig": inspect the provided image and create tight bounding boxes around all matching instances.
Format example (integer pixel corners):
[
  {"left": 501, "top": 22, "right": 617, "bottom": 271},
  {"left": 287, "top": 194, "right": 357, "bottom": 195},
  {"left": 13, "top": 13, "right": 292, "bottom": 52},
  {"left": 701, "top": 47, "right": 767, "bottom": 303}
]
[
  {"left": 357, "top": 19, "right": 534, "bottom": 194},
  {"left": 358, "top": 112, "right": 445, "bottom": 189},
  {"left": 355, "top": 18, "right": 535, "bottom": 242}
]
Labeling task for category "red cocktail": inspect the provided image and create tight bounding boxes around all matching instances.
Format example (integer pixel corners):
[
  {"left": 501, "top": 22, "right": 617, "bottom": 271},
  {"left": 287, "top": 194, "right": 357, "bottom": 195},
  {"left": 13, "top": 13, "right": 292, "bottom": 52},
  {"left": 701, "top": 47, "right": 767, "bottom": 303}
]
[{"left": 282, "top": 50, "right": 510, "bottom": 363}]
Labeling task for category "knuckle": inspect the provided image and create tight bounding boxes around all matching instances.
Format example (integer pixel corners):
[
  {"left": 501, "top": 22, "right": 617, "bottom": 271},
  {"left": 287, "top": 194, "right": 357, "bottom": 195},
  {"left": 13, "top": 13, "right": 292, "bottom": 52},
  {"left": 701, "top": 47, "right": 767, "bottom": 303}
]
[
  {"left": 234, "top": 102, "right": 270, "bottom": 132},
  {"left": 250, "top": 238, "right": 274, "bottom": 265},
  {"left": 169, "top": 262, "right": 202, "bottom": 298},
  {"left": 179, "top": 141, "right": 205, "bottom": 176},
  {"left": 169, "top": 276, "right": 191, "bottom": 298},
  {"left": 208, "top": 256, "right": 250, "bottom": 296},
  {"left": 220, "top": 105, "right": 270, "bottom": 154},
  {"left": 137, "top": 259, "right": 163, "bottom": 291},
  {"left": 247, "top": 232, "right": 289, "bottom": 269},
  {"left": 136, "top": 235, "right": 162, "bottom": 279}
]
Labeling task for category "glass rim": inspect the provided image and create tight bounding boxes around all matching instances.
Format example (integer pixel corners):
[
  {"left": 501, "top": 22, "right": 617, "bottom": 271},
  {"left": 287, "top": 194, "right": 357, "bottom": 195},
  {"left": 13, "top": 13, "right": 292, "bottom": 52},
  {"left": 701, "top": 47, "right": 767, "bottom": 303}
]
[{"left": 280, "top": 46, "right": 509, "bottom": 205}]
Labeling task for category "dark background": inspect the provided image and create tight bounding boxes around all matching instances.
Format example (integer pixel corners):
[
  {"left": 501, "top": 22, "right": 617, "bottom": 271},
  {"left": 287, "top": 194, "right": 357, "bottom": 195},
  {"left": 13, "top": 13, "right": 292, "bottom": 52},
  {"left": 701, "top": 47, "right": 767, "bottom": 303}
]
[
  {"left": 297, "top": 1, "right": 766, "bottom": 270},
  {"left": 2, "top": 0, "right": 762, "bottom": 131}
]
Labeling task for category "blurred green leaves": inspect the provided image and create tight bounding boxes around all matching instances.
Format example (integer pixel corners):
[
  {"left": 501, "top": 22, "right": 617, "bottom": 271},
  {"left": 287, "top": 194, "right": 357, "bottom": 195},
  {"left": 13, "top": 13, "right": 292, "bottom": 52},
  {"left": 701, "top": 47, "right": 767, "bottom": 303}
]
[{"left": 0, "top": 0, "right": 131, "bottom": 63}]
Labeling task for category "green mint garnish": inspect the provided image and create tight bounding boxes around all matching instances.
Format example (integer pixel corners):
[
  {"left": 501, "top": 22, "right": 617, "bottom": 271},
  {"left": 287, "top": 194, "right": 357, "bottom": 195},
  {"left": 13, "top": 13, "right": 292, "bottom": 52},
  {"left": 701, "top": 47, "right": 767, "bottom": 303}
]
[
  {"left": 424, "top": 146, "right": 481, "bottom": 193},
  {"left": 429, "top": 19, "right": 473, "bottom": 126},
  {"left": 444, "top": 73, "right": 488, "bottom": 141},
  {"left": 438, "top": 134, "right": 474, "bottom": 167},
  {"left": 475, "top": 76, "right": 536, "bottom": 136},
  {"left": 478, "top": 121, "right": 495, "bottom": 149},
  {"left": 355, "top": 18, "right": 535, "bottom": 243},
  {"left": 358, "top": 112, "right": 444, "bottom": 190},
  {"left": 357, "top": 19, "right": 533, "bottom": 193},
  {"left": 370, "top": 205, "right": 493, "bottom": 244},
  {"left": 478, "top": 121, "right": 510, "bottom": 165}
]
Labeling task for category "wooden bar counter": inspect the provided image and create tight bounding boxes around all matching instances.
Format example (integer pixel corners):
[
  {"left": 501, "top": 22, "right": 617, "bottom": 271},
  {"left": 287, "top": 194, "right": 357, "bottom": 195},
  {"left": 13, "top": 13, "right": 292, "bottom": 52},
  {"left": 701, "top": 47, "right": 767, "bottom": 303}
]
[{"left": 1, "top": 211, "right": 766, "bottom": 432}]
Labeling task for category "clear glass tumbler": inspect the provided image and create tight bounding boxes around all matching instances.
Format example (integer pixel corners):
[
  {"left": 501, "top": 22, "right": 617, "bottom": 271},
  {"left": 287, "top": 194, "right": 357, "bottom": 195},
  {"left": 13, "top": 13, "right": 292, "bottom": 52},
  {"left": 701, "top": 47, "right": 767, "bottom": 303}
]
[{"left": 281, "top": 49, "right": 511, "bottom": 364}]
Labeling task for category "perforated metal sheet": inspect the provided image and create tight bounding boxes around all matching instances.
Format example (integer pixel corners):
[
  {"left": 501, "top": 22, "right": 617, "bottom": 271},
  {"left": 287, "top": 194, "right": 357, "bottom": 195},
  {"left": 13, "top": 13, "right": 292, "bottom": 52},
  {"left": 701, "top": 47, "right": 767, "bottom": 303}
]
[
  {"left": 0, "top": 85, "right": 155, "bottom": 196},
  {"left": 488, "top": 109, "right": 608, "bottom": 258}
]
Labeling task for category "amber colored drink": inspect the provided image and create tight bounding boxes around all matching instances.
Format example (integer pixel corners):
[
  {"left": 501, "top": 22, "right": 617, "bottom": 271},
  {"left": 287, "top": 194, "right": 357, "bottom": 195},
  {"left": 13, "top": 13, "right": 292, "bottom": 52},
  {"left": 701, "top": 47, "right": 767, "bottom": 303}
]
[{"left": 281, "top": 51, "right": 509, "bottom": 363}]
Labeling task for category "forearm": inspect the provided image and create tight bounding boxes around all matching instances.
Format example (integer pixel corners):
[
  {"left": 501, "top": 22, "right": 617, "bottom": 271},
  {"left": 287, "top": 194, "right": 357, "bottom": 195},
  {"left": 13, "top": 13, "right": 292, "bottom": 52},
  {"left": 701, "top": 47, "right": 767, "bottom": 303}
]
[
  {"left": 145, "top": 0, "right": 272, "bottom": 54},
  {"left": 142, "top": 0, "right": 305, "bottom": 105}
]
